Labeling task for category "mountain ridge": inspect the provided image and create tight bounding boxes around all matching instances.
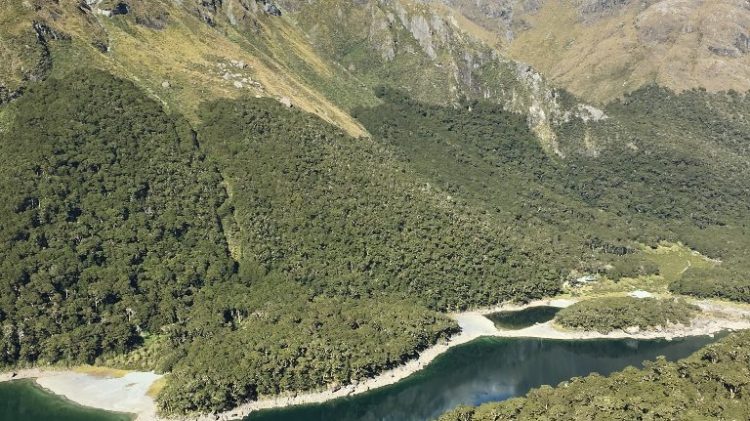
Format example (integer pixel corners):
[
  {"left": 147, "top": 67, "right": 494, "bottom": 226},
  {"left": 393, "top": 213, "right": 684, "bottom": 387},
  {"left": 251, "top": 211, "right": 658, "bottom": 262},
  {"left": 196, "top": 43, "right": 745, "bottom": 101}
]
[{"left": 1, "top": 0, "right": 750, "bottom": 418}]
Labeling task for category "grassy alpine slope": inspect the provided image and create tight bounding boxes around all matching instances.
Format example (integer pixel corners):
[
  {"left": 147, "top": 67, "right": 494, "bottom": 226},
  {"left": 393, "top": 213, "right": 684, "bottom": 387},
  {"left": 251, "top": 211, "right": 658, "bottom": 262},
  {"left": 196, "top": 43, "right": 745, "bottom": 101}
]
[
  {"left": 449, "top": 0, "right": 750, "bottom": 104},
  {"left": 1, "top": 0, "right": 750, "bottom": 418}
]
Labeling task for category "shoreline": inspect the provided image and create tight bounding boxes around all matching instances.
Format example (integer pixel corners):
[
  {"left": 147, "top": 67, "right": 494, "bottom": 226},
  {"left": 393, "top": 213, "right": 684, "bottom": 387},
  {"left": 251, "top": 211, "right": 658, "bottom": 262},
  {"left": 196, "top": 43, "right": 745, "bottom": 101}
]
[
  {"left": 187, "top": 297, "right": 750, "bottom": 421},
  {"left": 2, "top": 298, "right": 748, "bottom": 421},
  {"left": 0, "top": 368, "right": 161, "bottom": 421}
]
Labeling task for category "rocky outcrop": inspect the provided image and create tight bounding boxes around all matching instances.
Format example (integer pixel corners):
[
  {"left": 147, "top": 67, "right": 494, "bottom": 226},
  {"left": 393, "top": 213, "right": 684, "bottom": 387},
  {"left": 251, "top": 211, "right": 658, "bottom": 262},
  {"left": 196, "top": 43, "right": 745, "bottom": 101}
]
[
  {"left": 0, "top": 85, "right": 23, "bottom": 105},
  {"left": 275, "top": 0, "right": 605, "bottom": 156},
  {"left": 262, "top": 3, "right": 282, "bottom": 16},
  {"left": 191, "top": 0, "right": 280, "bottom": 29},
  {"left": 577, "top": 0, "right": 633, "bottom": 20},
  {"left": 30, "top": 22, "right": 70, "bottom": 82},
  {"left": 255, "top": 0, "right": 282, "bottom": 17},
  {"left": 134, "top": 11, "right": 169, "bottom": 29}
]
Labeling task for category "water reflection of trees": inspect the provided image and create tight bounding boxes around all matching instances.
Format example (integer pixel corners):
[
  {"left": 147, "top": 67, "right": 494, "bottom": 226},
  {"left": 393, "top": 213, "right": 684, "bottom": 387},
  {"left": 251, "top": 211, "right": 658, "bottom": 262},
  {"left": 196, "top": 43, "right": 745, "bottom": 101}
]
[{"left": 248, "top": 335, "right": 719, "bottom": 421}]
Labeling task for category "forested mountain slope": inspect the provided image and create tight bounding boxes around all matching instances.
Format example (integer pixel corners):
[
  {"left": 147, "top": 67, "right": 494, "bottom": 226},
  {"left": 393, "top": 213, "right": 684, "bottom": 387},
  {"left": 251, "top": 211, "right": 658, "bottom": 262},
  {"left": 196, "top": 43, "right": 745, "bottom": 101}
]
[
  {"left": 0, "top": 70, "right": 236, "bottom": 365},
  {"left": 0, "top": 0, "right": 749, "bottom": 418},
  {"left": 197, "top": 97, "right": 560, "bottom": 311},
  {"left": 356, "top": 87, "right": 750, "bottom": 298},
  {"left": 0, "top": 70, "right": 464, "bottom": 414}
]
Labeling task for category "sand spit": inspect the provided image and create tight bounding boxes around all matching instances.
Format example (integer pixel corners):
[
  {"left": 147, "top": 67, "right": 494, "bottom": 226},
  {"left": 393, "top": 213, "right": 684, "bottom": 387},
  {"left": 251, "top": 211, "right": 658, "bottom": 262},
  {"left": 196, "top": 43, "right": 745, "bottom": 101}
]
[
  {"left": 458, "top": 298, "right": 750, "bottom": 341},
  {"left": 0, "top": 369, "right": 162, "bottom": 421}
]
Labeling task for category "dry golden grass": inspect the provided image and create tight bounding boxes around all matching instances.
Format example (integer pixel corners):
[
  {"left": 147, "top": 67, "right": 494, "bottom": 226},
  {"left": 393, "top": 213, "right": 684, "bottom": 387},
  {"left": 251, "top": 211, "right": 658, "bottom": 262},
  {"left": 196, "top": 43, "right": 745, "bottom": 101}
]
[
  {"left": 505, "top": 0, "right": 750, "bottom": 103},
  {"left": 1, "top": 0, "right": 366, "bottom": 136},
  {"left": 73, "top": 365, "right": 129, "bottom": 378},
  {"left": 146, "top": 377, "right": 167, "bottom": 398}
]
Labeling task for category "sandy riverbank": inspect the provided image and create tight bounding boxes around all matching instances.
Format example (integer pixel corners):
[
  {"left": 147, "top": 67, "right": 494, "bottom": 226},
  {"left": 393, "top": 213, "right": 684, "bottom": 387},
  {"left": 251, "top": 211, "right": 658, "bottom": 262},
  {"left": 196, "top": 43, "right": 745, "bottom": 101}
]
[
  {"left": 2, "top": 297, "right": 747, "bottom": 421},
  {"left": 457, "top": 298, "right": 750, "bottom": 341},
  {"left": 0, "top": 368, "right": 162, "bottom": 421},
  {"left": 198, "top": 297, "right": 750, "bottom": 421},
  {"left": 189, "top": 298, "right": 578, "bottom": 420}
]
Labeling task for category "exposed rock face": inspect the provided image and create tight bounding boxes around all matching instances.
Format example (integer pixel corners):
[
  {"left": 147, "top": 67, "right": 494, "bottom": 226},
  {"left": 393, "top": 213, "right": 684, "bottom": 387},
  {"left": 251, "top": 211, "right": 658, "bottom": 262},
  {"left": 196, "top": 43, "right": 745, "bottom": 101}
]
[
  {"left": 399, "top": 0, "right": 750, "bottom": 102},
  {"left": 275, "top": 0, "right": 604, "bottom": 156},
  {"left": 192, "top": 0, "right": 280, "bottom": 29},
  {"left": 422, "top": 0, "right": 540, "bottom": 40},
  {"left": 263, "top": 3, "right": 281, "bottom": 16},
  {"left": 483, "top": 0, "right": 750, "bottom": 102},
  {"left": 5, "top": 0, "right": 747, "bottom": 152},
  {"left": 195, "top": 0, "right": 223, "bottom": 26},
  {"left": 112, "top": 2, "right": 130, "bottom": 15},
  {"left": 255, "top": 0, "right": 281, "bottom": 16},
  {"left": 577, "top": 0, "right": 633, "bottom": 18},
  {"left": 409, "top": 14, "right": 437, "bottom": 59},
  {"left": 29, "top": 22, "right": 70, "bottom": 82},
  {"left": 635, "top": 0, "right": 750, "bottom": 57}
]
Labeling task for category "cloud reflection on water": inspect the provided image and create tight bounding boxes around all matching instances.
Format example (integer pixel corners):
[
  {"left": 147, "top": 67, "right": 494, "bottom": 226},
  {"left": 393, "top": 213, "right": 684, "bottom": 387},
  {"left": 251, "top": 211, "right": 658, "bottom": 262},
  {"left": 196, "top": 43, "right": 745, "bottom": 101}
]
[{"left": 248, "top": 334, "right": 720, "bottom": 421}]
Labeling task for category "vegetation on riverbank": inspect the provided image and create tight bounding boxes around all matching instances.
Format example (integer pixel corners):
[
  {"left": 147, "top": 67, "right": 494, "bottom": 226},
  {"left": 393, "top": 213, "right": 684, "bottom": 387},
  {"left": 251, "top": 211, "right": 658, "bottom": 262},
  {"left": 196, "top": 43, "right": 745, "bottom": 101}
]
[
  {"left": 670, "top": 266, "right": 750, "bottom": 303},
  {"left": 487, "top": 307, "right": 561, "bottom": 330},
  {"left": 555, "top": 297, "right": 699, "bottom": 333},
  {"left": 156, "top": 280, "right": 458, "bottom": 413},
  {"left": 438, "top": 330, "right": 750, "bottom": 421},
  {"left": 0, "top": 71, "right": 459, "bottom": 414}
]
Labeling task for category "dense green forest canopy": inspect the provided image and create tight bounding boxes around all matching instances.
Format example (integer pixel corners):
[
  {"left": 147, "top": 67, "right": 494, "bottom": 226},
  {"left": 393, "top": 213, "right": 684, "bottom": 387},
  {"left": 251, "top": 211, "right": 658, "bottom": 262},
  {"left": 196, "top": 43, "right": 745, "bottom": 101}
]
[
  {"left": 438, "top": 330, "right": 750, "bottom": 421},
  {"left": 358, "top": 87, "right": 750, "bottom": 238},
  {"left": 0, "top": 71, "right": 458, "bottom": 414},
  {"left": 355, "top": 87, "right": 750, "bottom": 300},
  {"left": 555, "top": 297, "right": 698, "bottom": 334},
  {"left": 157, "top": 278, "right": 457, "bottom": 413},
  {"left": 0, "top": 70, "right": 236, "bottom": 366},
  {"left": 561, "top": 86, "right": 750, "bottom": 229},
  {"left": 197, "top": 97, "right": 561, "bottom": 311},
  {"left": 1, "top": 69, "right": 749, "bottom": 416}
]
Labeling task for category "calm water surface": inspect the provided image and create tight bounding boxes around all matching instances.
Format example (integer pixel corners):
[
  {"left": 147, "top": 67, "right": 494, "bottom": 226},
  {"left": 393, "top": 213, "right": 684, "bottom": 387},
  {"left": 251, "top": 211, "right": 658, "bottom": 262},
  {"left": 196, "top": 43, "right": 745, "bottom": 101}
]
[
  {"left": 0, "top": 379, "right": 131, "bottom": 421},
  {"left": 486, "top": 306, "right": 561, "bottom": 330},
  {"left": 247, "top": 334, "right": 720, "bottom": 421},
  {"left": 0, "top": 335, "right": 721, "bottom": 421}
]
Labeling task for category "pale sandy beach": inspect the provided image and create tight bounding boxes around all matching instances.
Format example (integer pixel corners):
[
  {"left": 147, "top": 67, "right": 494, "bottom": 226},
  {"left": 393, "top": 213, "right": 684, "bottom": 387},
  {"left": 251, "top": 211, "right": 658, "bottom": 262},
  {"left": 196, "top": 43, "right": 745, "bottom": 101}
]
[
  {"left": 1, "top": 297, "right": 747, "bottom": 421},
  {"left": 0, "top": 369, "right": 162, "bottom": 421}
]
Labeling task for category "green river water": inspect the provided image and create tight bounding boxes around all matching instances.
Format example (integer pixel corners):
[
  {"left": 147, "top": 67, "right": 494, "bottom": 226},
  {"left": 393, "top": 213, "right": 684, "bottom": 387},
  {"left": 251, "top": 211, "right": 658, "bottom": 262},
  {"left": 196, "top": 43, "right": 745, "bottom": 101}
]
[
  {"left": 0, "top": 379, "right": 131, "bottom": 421},
  {"left": 246, "top": 334, "right": 719, "bottom": 421},
  {"left": 485, "top": 306, "right": 561, "bottom": 330}
]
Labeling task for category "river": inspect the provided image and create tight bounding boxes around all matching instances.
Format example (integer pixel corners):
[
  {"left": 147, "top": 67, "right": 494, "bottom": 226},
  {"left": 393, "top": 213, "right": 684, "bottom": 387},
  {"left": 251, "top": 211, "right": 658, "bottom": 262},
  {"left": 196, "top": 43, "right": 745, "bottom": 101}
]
[
  {"left": 0, "top": 379, "right": 131, "bottom": 421},
  {"left": 0, "top": 334, "right": 720, "bottom": 421},
  {"left": 246, "top": 334, "right": 719, "bottom": 421}
]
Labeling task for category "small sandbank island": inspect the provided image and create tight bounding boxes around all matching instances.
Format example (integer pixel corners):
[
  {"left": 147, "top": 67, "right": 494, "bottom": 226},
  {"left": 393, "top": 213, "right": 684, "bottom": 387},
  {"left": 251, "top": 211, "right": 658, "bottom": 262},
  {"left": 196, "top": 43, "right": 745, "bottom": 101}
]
[{"left": 3, "top": 296, "right": 748, "bottom": 421}]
